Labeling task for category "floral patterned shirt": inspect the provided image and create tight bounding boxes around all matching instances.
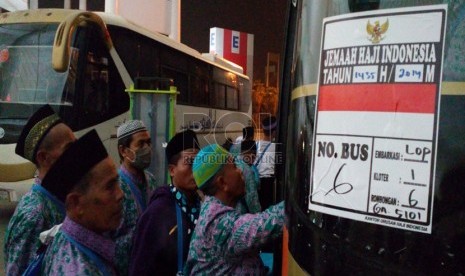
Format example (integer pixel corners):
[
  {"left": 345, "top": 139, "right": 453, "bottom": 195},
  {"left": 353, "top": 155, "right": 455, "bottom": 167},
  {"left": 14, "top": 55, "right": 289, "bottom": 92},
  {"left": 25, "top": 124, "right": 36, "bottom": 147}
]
[
  {"left": 4, "top": 179, "right": 65, "bottom": 275},
  {"left": 112, "top": 166, "right": 157, "bottom": 275},
  {"left": 185, "top": 196, "right": 284, "bottom": 275},
  {"left": 41, "top": 217, "right": 117, "bottom": 275}
]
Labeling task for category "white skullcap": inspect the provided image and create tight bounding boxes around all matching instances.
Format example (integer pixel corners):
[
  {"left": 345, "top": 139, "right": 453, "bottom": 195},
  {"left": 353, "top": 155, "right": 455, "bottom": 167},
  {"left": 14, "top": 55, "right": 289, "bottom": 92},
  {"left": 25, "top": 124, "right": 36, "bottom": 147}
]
[{"left": 117, "top": 120, "right": 147, "bottom": 140}]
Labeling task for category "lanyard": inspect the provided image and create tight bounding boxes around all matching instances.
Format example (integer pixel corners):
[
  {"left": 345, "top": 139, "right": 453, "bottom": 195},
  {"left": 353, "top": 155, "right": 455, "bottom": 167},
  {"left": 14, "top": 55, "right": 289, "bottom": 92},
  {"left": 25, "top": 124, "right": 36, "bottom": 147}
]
[
  {"left": 119, "top": 170, "right": 147, "bottom": 212},
  {"left": 176, "top": 202, "right": 184, "bottom": 275},
  {"left": 32, "top": 184, "right": 65, "bottom": 217},
  {"left": 63, "top": 232, "right": 113, "bottom": 276},
  {"left": 240, "top": 197, "right": 250, "bottom": 214},
  {"left": 255, "top": 142, "right": 272, "bottom": 166}
]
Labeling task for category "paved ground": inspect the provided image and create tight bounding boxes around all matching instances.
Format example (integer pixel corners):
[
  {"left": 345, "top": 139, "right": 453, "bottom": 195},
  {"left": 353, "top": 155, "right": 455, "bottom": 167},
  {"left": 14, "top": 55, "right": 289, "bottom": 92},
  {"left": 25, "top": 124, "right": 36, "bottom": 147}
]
[{"left": 0, "top": 204, "right": 16, "bottom": 276}]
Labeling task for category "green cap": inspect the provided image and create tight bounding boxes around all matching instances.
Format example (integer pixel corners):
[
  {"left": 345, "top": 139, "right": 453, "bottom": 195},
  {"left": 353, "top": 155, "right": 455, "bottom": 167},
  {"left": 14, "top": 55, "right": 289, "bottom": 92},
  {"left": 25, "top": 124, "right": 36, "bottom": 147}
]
[{"left": 193, "top": 144, "right": 230, "bottom": 189}]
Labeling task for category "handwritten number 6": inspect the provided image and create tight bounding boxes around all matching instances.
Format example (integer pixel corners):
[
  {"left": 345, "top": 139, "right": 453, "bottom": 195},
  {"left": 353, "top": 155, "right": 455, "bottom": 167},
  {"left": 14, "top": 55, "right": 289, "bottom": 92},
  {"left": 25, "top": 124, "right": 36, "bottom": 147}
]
[
  {"left": 325, "top": 163, "right": 354, "bottom": 196},
  {"left": 408, "top": 189, "right": 418, "bottom": 207}
]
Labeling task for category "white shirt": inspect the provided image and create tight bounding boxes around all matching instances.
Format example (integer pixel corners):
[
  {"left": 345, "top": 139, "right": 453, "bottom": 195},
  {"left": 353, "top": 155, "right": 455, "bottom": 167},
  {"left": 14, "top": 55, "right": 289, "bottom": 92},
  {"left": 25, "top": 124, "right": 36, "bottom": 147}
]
[{"left": 254, "top": 140, "right": 276, "bottom": 177}]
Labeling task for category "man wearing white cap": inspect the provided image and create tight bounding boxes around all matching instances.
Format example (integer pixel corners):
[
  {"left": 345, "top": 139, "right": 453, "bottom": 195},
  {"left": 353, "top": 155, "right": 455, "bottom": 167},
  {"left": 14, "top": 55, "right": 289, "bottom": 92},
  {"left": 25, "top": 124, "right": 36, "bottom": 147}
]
[{"left": 113, "top": 120, "right": 157, "bottom": 275}]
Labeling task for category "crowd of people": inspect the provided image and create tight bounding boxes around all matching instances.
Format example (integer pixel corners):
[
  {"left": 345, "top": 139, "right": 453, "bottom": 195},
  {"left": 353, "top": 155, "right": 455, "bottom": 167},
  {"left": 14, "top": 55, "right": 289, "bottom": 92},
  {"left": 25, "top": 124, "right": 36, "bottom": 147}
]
[{"left": 3, "top": 104, "right": 284, "bottom": 276}]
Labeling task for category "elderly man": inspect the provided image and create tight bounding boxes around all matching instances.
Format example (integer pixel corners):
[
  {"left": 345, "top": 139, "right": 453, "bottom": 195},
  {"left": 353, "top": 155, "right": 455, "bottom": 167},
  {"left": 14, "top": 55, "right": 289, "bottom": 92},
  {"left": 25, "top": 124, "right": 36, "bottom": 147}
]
[
  {"left": 113, "top": 120, "right": 157, "bottom": 274},
  {"left": 130, "top": 130, "right": 201, "bottom": 275},
  {"left": 40, "top": 129, "right": 123, "bottom": 275},
  {"left": 4, "top": 104, "right": 76, "bottom": 275},
  {"left": 185, "top": 144, "right": 285, "bottom": 275}
]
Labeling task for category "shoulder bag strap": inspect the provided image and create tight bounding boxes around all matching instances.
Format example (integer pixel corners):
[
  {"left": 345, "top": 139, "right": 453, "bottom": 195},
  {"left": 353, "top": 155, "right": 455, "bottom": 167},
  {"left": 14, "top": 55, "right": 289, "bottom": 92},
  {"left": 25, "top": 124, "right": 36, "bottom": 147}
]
[
  {"left": 119, "top": 171, "right": 147, "bottom": 212},
  {"left": 175, "top": 202, "right": 184, "bottom": 274},
  {"left": 32, "top": 184, "right": 65, "bottom": 216},
  {"left": 254, "top": 141, "right": 272, "bottom": 166},
  {"left": 63, "top": 232, "right": 113, "bottom": 276}
]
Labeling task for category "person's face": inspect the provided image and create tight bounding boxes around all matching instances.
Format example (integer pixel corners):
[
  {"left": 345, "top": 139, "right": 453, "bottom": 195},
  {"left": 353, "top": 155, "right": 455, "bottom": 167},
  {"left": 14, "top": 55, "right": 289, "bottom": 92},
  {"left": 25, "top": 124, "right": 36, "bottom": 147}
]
[
  {"left": 37, "top": 123, "right": 76, "bottom": 171},
  {"left": 222, "top": 156, "right": 245, "bottom": 198},
  {"left": 129, "top": 130, "right": 151, "bottom": 149},
  {"left": 78, "top": 158, "right": 123, "bottom": 233},
  {"left": 169, "top": 148, "right": 199, "bottom": 192},
  {"left": 122, "top": 130, "right": 152, "bottom": 168}
]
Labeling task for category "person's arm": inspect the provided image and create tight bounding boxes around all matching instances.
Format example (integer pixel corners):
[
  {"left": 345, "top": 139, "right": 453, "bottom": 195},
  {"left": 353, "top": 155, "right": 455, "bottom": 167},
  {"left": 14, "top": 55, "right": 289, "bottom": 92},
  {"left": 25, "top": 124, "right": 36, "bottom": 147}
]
[{"left": 226, "top": 201, "right": 285, "bottom": 256}]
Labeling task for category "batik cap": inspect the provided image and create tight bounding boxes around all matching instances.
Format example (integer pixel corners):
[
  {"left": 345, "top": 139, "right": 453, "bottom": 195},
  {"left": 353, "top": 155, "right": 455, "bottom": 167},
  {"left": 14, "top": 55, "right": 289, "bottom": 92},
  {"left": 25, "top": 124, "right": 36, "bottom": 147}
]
[
  {"left": 262, "top": 116, "right": 277, "bottom": 131},
  {"left": 15, "top": 104, "right": 62, "bottom": 163},
  {"left": 193, "top": 144, "right": 230, "bottom": 189},
  {"left": 42, "top": 129, "right": 108, "bottom": 203},
  {"left": 165, "top": 130, "right": 200, "bottom": 162},
  {"left": 117, "top": 120, "right": 147, "bottom": 140}
]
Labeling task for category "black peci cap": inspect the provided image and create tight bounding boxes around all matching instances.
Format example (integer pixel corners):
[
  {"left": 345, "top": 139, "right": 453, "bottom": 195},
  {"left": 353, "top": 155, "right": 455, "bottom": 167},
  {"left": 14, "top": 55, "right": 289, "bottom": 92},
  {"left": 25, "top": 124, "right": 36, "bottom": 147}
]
[
  {"left": 41, "top": 129, "right": 108, "bottom": 203},
  {"left": 242, "top": 127, "right": 254, "bottom": 140},
  {"left": 15, "top": 105, "right": 62, "bottom": 163},
  {"left": 262, "top": 116, "right": 277, "bottom": 131},
  {"left": 166, "top": 130, "right": 200, "bottom": 162},
  {"left": 241, "top": 140, "right": 257, "bottom": 153}
]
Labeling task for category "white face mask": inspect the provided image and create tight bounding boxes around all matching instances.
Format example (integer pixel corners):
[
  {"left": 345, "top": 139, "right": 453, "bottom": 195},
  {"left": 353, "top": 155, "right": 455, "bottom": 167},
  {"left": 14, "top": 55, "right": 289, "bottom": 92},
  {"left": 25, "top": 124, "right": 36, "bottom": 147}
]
[{"left": 127, "top": 146, "right": 152, "bottom": 170}]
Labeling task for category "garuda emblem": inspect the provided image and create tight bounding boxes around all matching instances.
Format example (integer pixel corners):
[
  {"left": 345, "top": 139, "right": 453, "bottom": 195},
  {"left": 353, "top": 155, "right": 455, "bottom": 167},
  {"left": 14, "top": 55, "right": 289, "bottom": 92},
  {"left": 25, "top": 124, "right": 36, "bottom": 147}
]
[{"left": 366, "top": 19, "right": 389, "bottom": 44}]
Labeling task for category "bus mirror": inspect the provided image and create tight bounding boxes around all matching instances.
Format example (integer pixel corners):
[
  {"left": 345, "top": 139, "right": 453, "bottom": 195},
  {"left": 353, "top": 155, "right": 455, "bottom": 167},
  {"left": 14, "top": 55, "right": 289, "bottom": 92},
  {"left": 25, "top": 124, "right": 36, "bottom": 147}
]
[{"left": 52, "top": 11, "right": 113, "bottom": 72}]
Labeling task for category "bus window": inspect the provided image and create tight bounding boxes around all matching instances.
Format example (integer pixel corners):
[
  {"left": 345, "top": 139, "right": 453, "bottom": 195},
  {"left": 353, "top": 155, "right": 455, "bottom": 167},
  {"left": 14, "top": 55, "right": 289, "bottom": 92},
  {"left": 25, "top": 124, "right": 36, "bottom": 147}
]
[
  {"left": 0, "top": 23, "right": 70, "bottom": 144},
  {"left": 212, "top": 83, "right": 226, "bottom": 109},
  {"left": 161, "top": 66, "right": 188, "bottom": 103},
  {"left": 212, "top": 67, "right": 240, "bottom": 110},
  {"left": 70, "top": 24, "right": 127, "bottom": 130},
  {"left": 226, "top": 86, "right": 239, "bottom": 110},
  {"left": 190, "top": 62, "right": 209, "bottom": 106},
  {"left": 190, "top": 75, "right": 209, "bottom": 106},
  {"left": 106, "top": 25, "right": 159, "bottom": 79}
]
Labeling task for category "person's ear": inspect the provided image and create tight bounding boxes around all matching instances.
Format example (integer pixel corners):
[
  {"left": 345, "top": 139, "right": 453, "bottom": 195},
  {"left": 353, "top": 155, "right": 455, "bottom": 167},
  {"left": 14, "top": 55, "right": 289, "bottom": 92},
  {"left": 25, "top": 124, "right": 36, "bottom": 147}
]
[
  {"left": 35, "top": 150, "right": 48, "bottom": 166},
  {"left": 168, "top": 164, "right": 176, "bottom": 177},
  {"left": 118, "top": 145, "right": 126, "bottom": 158},
  {"left": 217, "top": 175, "right": 228, "bottom": 192},
  {"left": 66, "top": 192, "right": 84, "bottom": 217}
]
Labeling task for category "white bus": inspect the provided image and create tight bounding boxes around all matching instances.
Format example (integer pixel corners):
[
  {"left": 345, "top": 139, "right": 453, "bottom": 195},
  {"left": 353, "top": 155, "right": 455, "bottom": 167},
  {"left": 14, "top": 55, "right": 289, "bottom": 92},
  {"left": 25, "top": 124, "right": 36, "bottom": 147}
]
[{"left": 0, "top": 9, "right": 251, "bottom": 204}]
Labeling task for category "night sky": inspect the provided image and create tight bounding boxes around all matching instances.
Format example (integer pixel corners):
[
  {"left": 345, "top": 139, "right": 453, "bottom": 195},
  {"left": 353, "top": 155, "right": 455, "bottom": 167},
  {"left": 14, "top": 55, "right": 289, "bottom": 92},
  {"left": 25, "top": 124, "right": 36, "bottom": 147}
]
[{"left": 181, "top": 0, "right": 288, "bottom": 83}]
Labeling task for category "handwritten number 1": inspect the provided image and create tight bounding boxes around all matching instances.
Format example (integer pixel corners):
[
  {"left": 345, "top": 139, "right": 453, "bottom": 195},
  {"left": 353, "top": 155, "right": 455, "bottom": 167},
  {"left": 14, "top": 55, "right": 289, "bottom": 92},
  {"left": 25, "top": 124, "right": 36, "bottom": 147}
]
[{"left": 325, "top": 163, "right": 354, "bottom": 196}]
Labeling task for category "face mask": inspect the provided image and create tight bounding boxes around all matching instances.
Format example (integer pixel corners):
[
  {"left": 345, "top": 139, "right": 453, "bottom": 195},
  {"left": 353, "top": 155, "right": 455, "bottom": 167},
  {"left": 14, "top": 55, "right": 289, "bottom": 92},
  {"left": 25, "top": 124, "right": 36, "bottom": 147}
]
[{"left": 127, "top": 146, "right": 152, "bottom": 170}]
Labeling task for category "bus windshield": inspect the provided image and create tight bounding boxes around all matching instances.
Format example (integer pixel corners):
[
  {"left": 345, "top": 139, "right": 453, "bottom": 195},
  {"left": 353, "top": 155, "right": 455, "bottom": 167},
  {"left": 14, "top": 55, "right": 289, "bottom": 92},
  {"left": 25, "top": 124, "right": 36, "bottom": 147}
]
[{"left": 0, "top": 23, "right": 71, "bottom": 144}]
